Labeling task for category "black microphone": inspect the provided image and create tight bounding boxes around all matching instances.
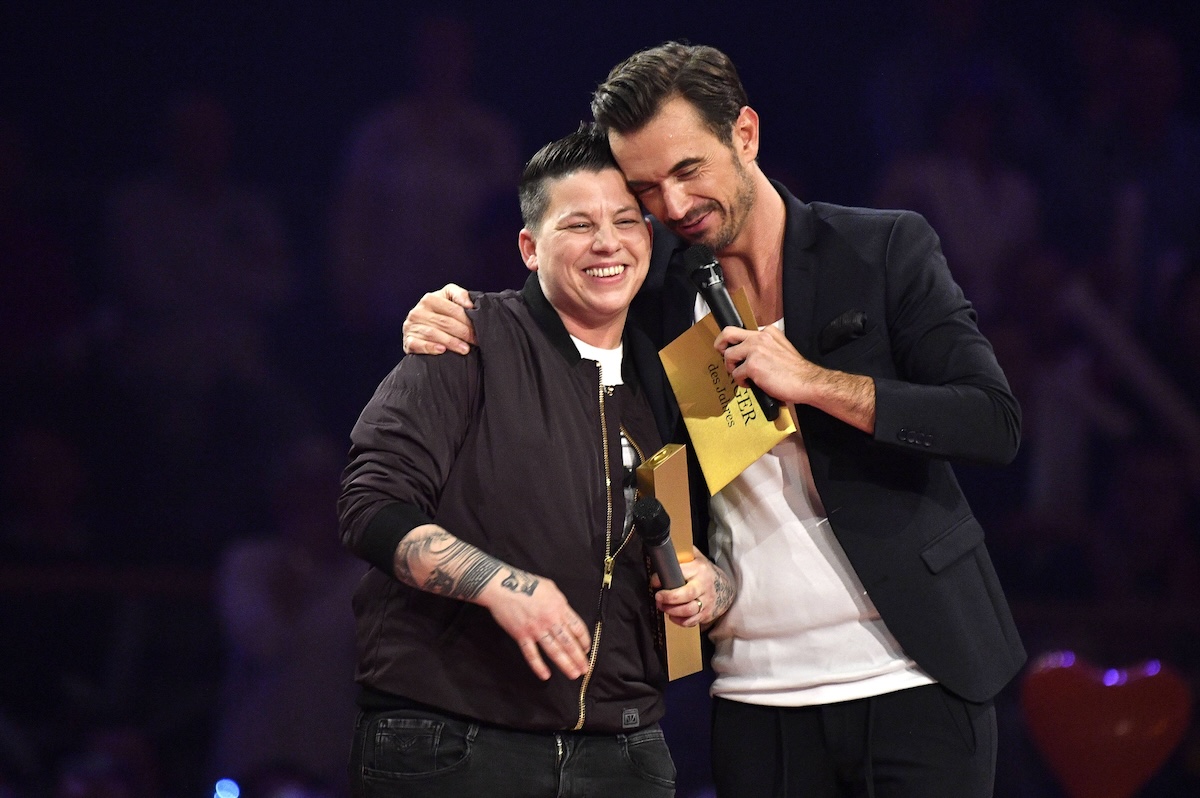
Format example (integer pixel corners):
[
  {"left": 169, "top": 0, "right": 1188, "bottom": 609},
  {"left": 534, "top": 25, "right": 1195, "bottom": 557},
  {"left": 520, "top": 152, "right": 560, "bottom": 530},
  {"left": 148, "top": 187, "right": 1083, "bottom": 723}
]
[
  {"left": 683, "top": 244, "right": 781, "bottom": 421},
  {"left": 631, "top": 497, "right": 686, "bottom": 590}
]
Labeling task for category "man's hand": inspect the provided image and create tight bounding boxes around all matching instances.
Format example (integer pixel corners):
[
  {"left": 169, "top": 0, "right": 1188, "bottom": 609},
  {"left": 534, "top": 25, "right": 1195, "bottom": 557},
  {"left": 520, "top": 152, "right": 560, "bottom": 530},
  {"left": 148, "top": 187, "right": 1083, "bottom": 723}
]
[
  {"left": 714, "top": 325, "right": 816, "bottom": 405},
  {"left": 653, "top": 547, "right": 735, "bottom": 628},
  {"left": 402, "top": 284, "right": 478, "bottom": 355},
  {"left": 479, "top": 573, "right": 593, "bottom": 682},
  {"left": 715, "top": 325, "right": 876, "bottom": 434}
]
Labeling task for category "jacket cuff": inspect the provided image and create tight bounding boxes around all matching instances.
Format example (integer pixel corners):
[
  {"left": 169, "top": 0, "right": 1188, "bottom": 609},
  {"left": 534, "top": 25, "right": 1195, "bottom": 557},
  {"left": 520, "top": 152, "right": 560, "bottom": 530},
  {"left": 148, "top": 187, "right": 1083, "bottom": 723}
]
[{"left": 362, "top": 502, "right": 435, "bottom": 575}]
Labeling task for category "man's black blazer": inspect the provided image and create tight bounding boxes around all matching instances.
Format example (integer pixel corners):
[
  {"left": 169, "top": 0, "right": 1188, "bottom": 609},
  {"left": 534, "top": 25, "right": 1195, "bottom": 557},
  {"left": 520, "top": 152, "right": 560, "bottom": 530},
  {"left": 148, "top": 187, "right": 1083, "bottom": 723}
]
[{"left": 627, "top": 182, "right": 1027, "bottom": 704}]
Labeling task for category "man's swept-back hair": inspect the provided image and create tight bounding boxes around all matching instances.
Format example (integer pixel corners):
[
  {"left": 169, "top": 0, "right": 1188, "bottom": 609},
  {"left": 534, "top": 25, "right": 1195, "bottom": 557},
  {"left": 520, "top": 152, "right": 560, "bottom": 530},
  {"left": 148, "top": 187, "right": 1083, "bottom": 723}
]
[
  {"left": 519, "top": 123, "right": 618, "bottom": 230},
  {"left": 591, "top": 42, "right": 748, "bottom": 141}
]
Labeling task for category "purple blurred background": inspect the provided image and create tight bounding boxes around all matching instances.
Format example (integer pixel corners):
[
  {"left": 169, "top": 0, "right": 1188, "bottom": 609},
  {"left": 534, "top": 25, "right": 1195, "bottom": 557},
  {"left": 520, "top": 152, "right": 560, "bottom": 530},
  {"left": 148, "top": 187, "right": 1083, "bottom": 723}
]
[{"left": 3, "top": 1, "right": 1200, "bottom": 795}]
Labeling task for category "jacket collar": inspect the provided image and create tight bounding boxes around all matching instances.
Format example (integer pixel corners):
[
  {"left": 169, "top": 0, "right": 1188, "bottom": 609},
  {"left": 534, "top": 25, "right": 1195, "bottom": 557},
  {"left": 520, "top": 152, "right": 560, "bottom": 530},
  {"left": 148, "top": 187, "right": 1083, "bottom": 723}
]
[
  {"left": 520, "top": 272, "right": 644, "bottom": 392},
  {"left": 776, "top": 178, "right": 818, "bottom": 250},
  {"left": 522, "top": 272, "right": 581, "bottom": 365},
  {"left": 776, "top": 179, "right": 819, "bottom": 360}
]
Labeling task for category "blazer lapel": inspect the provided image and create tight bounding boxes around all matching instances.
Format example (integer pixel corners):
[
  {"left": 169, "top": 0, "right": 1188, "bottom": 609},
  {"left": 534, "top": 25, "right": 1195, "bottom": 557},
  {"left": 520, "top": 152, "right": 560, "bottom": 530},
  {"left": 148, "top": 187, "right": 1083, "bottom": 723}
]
[{"left": 779, "top": 183, "right": 819, "bottom": 360}]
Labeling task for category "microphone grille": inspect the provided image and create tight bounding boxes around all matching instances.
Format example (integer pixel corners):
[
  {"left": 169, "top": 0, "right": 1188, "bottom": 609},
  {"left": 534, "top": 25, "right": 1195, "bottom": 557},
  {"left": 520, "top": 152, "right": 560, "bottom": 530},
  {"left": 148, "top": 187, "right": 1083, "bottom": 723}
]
[
  {"left": 681, "top": 244, "right": 717, "bottom": 275},
  {"left": 631, "top": 497, "right": 671, "bottom": 546}
]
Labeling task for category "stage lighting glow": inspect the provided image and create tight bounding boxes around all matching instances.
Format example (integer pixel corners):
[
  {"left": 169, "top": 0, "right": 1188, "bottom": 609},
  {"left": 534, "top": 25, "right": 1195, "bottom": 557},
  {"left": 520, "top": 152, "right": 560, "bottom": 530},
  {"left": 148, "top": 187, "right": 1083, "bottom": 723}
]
[
  {"left": 1040, "top": 650, "right": 1076, "bottom": 668},
  {"left": 214, "top": 778, "right": 240, "bottom": 798}
]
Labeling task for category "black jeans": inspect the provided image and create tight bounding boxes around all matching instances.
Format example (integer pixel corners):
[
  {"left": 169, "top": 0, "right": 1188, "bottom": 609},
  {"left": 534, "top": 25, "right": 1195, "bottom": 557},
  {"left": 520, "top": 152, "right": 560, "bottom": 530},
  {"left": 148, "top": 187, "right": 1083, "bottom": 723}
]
[
  {"left": 711, "top": 684, "right": 996, "bottom": 797},
  {"left": 350, "top": 706, "right": 676, "bottom": 797}
]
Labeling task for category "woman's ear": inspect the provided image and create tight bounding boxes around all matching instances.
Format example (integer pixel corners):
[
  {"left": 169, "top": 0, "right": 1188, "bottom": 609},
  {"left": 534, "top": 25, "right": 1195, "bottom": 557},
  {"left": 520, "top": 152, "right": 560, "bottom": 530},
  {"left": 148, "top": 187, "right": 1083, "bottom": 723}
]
[{"left": 518, "top": 228, "right": 538, "bottom": 272}]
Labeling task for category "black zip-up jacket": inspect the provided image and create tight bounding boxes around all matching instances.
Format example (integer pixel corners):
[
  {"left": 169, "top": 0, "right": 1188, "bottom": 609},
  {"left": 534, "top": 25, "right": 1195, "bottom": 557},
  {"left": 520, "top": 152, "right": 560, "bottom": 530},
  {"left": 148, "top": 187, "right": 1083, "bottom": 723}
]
[{"left": 339, "top": 275, "right": 666, "bottom": 733}]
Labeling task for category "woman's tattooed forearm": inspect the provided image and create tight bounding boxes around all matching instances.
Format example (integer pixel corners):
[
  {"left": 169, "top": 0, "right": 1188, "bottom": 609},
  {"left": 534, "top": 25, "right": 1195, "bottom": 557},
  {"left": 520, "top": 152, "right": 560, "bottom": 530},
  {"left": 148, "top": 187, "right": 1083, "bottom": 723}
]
[
  {"left": 425, "top": 547, "right": 503, "bottom": 600},
  {"left": 500, "top": 570, "right": 538, "bottom": 596},
  {"left": 394, "top": 529, "right": 503, "bottom": 601}
]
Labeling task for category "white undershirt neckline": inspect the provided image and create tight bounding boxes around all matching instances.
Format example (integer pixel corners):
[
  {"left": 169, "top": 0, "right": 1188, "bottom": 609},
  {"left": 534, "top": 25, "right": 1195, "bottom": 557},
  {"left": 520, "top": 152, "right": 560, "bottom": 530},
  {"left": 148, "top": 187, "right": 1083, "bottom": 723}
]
[
  {"left": 693, "top": 301, "right": 934, "bottom": 706},
  {"left": 571, "top": 336, "right": 623, "bottom": 387}
]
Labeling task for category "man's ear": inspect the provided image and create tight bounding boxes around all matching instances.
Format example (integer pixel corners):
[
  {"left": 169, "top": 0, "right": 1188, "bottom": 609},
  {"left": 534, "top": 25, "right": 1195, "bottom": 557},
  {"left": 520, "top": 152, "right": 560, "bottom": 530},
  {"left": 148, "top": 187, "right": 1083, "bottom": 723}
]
[
  {"left": 518, "top": 228, "right": 538, "bottom": 272},
  {"left": 732, "top": 105, "right": 760, "bottom": 164}
]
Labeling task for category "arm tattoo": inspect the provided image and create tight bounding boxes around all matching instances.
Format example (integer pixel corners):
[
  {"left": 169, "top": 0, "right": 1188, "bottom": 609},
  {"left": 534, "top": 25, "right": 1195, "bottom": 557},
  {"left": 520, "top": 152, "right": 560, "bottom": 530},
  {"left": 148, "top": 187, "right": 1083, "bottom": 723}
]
[
  {"left": 394, "top": 529, "right": 504, "bottom": 601},
  {"left": 426, "top": 567, "right": 456, "bottom": 595},
  {"left": 713, "top": 567, "right": 736, "bottom": 616},
  {"left": 394, "top": 539, "right": 419, "bottom": 585},
  {"left": 500, "top": 570, "right": 539, "bottom": 596},
  {"left": 447, "top": 549, "right": 506, "bottom": 600}
]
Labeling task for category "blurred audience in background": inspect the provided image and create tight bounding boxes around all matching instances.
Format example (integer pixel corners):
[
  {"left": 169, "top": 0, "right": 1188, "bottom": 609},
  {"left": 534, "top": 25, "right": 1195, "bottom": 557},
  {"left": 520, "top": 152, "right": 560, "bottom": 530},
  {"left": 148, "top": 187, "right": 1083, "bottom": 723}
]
[
  {"left": 872, "top": 73, "right": 1041, "bottom": 320},
  {"left": 0, "top": 425, "right": 98, "bottom": 564},
  {"left": 1043, "top": 23, "right": 1200, "bottom": 330},
  {"left": 1156, "top": 261, "right": 1200, "bottom": 411},
  {"left": 105, "top": 90, "right": 295, "bottom": 399},
  {"left": 103, "top": 90, "right": 308, "bottom": 564},
  {"left": 0, "top": 117, "right": 88, "bottom": 405},
  {"left": 326, "top": 11, "right": 521, "bottom": 420},
  {"left": 3, "top": 1, "right": 1199, "bottom": 795},
  {"left": 1092, "top": 439, "right": 1200, "bottom": 607},
  {"left": 209, "top": 434, "right": 361, "bottom": 794},
  {"left": 861, "top": 0, "right": 1052, "bottom": 180},
  {"left": 50, "top": 724, "right": 162, "bottom": 798},
  {"left": 232, "top": 762, "right": 337, "bottom": 798}
]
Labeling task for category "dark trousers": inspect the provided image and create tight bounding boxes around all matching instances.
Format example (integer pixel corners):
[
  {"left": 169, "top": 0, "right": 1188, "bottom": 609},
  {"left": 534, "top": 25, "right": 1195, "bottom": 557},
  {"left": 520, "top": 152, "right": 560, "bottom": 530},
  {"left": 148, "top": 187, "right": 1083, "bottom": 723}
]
[
  {"left": 711, "top": 684, "right": 996, "bottom": 798},
  {"left": 350, "top": 706, "right": 676, "bottom": 797}
]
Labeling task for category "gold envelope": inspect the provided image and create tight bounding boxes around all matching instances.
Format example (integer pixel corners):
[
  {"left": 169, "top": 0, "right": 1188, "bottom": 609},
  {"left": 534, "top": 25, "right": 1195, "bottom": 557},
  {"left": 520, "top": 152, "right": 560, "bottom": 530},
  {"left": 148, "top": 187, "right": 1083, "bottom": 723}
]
[{"left": 658, "top": 289, "right": 796, "bottom": 495}]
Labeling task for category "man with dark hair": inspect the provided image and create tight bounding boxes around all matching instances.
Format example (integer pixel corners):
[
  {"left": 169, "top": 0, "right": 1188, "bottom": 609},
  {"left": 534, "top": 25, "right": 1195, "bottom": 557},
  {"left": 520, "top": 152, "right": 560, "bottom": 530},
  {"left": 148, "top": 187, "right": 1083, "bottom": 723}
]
[
  {"left": 590, "top": 42, "right": 747, "bottom": 141},
  {"left": 340, "top": 125, "right": 708, "bottom": 797},
  {"left": 404, "top": 42, "right": 1024, "bottom": 797}
]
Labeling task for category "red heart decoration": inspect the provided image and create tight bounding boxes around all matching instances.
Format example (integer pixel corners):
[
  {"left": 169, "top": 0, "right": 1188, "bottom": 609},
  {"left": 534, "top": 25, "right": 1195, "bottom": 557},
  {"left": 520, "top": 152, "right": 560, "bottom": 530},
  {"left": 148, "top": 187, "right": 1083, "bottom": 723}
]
[{"left": 1020, "top": 651, "right": 1193, "bottom": 798}]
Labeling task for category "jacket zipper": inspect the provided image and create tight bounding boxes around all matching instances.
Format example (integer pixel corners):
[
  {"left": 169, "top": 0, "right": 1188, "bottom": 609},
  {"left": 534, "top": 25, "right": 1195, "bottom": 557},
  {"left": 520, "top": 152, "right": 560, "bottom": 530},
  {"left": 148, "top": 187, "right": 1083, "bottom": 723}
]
[{"left": 573, "top": 377, "right": 645, "bottom": 730}]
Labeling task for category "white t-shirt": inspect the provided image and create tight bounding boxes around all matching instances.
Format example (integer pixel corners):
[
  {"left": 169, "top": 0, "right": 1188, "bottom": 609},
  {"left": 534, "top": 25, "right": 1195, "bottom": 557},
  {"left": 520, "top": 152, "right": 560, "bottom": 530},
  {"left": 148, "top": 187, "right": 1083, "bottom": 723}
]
[
  {"left": 698, "top": 304, "right": 934, "bottom": 706},
  {"left": 571, "top": 336, "right": 624, "bottom": 389}
]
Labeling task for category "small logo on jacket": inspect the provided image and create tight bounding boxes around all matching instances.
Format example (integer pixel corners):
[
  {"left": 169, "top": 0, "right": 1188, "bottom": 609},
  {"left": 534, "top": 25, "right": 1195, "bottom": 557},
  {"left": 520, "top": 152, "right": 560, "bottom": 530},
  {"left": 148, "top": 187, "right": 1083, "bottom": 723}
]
[{"left": 622, "top": 708, "right": 640, "bottom": 729}]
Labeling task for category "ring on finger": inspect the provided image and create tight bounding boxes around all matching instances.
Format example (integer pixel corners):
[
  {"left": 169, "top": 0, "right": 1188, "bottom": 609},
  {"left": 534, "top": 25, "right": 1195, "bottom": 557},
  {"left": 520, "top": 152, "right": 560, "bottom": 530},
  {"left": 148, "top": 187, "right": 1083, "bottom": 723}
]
[{"left": 696, "top": 598, "right": 704, "bottom": 613}]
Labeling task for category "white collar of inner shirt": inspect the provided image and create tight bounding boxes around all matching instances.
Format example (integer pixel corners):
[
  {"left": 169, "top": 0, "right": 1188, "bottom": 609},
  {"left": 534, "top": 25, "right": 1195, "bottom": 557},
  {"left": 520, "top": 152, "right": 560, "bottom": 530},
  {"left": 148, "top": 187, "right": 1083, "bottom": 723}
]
[
  {"left": 693, "top": 294, "right": 784, "bottom": 331},
  {"left": 570, "top": 336, "right": 624, "bottom": 387}
]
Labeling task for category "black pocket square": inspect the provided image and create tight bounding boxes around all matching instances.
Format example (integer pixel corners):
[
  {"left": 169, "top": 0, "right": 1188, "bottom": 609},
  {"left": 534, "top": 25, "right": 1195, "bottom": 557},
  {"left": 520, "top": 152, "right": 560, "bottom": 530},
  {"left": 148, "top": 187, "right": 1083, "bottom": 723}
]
[{"left": 818, "top": 310, "right": 868, "bottom": 355}]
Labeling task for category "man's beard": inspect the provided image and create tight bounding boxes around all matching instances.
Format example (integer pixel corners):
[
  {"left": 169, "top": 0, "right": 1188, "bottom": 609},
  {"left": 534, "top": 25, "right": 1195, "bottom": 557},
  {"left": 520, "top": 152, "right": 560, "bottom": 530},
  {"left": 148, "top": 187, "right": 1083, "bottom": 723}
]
[{"left": 680, "top": 156, "right": 756, "bottom": 254}]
